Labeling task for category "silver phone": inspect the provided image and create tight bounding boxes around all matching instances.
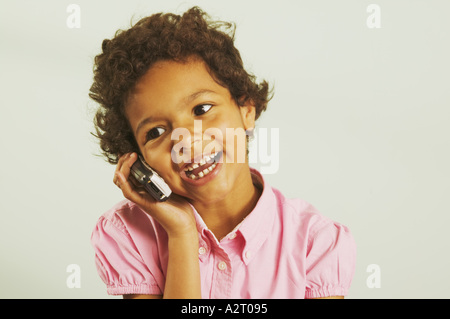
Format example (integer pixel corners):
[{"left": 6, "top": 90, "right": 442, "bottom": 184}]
[{"left": 130, "top": 155, "right": 172, "bottom": 202}]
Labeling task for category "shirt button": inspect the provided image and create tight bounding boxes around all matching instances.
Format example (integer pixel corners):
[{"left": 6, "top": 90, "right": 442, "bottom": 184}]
[
  {"left": 218, "top": 261, "right": 227, "bottom": 271},
  {"left": 245, "top": 251, "right": 251, "bottom": 259},
  {"left": 228, "top": 232, "right": 237, "bottom": 240},
  {"left": 198, "top": 247, "right": 207, "bottom": 255}
]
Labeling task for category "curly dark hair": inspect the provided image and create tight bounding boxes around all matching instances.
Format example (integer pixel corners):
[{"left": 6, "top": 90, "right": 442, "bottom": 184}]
[{"left": 89, "top": 6, "right": 272, "bottom": 164}]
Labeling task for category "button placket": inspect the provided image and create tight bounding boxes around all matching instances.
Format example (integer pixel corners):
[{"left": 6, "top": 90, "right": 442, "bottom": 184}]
[
  {"left": 211, "top": 248, "right": 233, "bottom": 298},
  {"left": 198, "top": 246, "right": 207, "bottom": 255},
  {"left": 197, "top": 235, "right": 209, "bottom": 262},
  {"left": 217, "top": 261, "right": 227, "bottom": 271},
  {"left": 245, "top": 250, "right": 251, "bottom": 260}
]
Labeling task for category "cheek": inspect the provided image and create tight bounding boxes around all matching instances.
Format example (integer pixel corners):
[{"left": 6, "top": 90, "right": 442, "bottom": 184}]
[
  {"left": 143, "top": 143, "right": 173, "bottom": 174},
  {"left": 207, "top": 116, "right": 247, "bottom": 163},
  {"left": 147, "top": 150, "right": 182, "bottom": 190}
]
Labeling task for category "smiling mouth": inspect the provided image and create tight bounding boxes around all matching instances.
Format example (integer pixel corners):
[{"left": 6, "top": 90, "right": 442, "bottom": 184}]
[{"left": 183, "top": 151, "right": 222, "bottom": 180}]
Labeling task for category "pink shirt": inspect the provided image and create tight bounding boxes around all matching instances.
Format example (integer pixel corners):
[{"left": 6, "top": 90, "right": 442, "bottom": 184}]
[{"left": 91, "top": 169, "right": 356, "bottom": 298}]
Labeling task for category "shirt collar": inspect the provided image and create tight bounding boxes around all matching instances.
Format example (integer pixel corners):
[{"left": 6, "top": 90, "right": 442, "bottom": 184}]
[
  {"left": 237, "top": 168, "right": 276, "bottom": 265},
  {"left": 191, "top": 168, "right": 276, "bottom": 265}
]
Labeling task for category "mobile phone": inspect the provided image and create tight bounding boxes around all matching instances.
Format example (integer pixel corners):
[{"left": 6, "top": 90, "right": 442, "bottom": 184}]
[{"left": 130, "top": 155, "right": 172, "bottom": 202}]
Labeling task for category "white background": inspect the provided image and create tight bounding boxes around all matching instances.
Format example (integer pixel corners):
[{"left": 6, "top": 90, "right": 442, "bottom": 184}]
[{"left": 1, "top": 0, "right": 449, "bottom": 298}]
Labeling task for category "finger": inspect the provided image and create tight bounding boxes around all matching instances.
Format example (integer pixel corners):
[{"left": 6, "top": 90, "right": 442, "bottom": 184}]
[
  {"left": 114, "top": 153, "right": 131, "bottom": 184},
  {"left": 114, "top": 152, "right": 137, "bottom": 185},
  {"left": 116, "top": 170, "right": 156, "bottom": 208},
  {"left": 118, "top": 152, "right": 137, "bottom": 181},
  {"left": 128, "top": 171, "right": 144, "bottom": 190}
]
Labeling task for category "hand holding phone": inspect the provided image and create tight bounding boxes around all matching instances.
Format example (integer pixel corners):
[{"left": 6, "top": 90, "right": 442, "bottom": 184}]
[
  {"left": 130, "top": 155, "right": 172, "bottom": 202},
  {"left": 115, "top": 153, "right": 196, "bottom": 238}
]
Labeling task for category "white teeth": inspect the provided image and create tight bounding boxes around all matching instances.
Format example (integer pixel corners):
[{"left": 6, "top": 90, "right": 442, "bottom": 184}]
[
  {"left": 184, "top": 152, "right": 220, "bottom": 180},
  {"left": 185, "top": 162, "right": 218, "bottom": 180},
  {"left": 185, "top": 152, "right": 220, "bottom": 169}
]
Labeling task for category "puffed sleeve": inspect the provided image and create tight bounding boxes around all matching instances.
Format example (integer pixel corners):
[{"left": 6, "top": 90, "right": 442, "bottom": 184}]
[
  {"left": 305, "top": 221, "right": 356, "bottom": 298},
  {"left": 91, "top": 216, "right": 162, "bottom": 296}
]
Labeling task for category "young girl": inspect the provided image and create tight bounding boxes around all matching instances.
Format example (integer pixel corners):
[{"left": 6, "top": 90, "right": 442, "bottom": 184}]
[{"left": 90, "top": 7, "right": 356, "bottom": 299}]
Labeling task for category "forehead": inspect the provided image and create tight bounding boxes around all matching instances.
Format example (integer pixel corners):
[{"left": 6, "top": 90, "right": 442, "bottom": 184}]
[
  {"left": 125, "top": 57, "right": 231, "bottom": 127},
  {"left": 127, "top": 58, "right": 228, "bottom": 107}
]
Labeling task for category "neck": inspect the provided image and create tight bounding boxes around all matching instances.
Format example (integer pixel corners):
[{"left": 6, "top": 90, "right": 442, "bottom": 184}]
[{"left": 191, "top": 169, "right": 262, "bottom": 241}]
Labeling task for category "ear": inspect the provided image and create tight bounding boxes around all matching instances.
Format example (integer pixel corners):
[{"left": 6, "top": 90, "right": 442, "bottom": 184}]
[{"left": 239, "top": 103, "right": 256, "bottom": 131}]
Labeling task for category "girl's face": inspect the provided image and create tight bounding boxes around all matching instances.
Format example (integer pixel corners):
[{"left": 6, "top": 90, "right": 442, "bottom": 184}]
[{"left": 125, "top": 57, "right": 256, "bottom": 204}]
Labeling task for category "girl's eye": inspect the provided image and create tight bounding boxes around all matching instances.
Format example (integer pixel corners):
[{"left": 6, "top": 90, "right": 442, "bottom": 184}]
[
  {"left": 193, "top": 104, "right": 213, "bottom": 116},
  {"left": 145, "top": 127, "right": 165, "bottom": 142}
]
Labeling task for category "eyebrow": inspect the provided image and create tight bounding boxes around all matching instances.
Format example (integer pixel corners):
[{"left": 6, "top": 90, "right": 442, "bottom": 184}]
[
  {"left": 183, "top": 89, "right": 216, "bottom": 105},
  {"left": 135, "top": 89, "right": 217, "bottom": 136},
  {"left": 135, "top": 116, "right": 156, "bottom": 136}
]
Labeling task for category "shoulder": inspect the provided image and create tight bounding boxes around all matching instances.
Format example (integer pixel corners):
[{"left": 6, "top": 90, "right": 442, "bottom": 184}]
[
  {"left": 271, "top": 187, "right": 355, "bottom": 254},
  {"left": 272, "top": 191, "right": 356, "bottom": 298},
  {"left": 272, "top": 188, "right": 336, "bottom": 236},
  {"left": 90, "top": 200, "right": 165, "bottom": 296},
  {"left": 94, "top": 199, "right": 159, "bottom": 236},
  {"left": 91, "top": 199, "right": 165, "bottom": 257},
  {"left": 100, "top": 199, "right": 147, "bottom": 224}
]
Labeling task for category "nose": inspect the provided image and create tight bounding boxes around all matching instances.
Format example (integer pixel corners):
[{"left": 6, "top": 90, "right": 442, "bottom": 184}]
[{"left": 170, "top": 120, "right": 203, "bottom": 164}]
